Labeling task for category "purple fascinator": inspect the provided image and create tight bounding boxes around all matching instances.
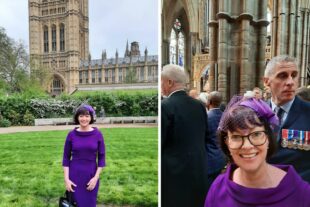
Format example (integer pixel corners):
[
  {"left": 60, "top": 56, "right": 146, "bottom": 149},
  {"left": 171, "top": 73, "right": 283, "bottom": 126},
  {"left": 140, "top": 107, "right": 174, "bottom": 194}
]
[
  {"left": 218, "top": 96, "right": 279, "bottom": 132},
  {"left": 239, "top": 98, "right": 278, "bottom": 127},
  {"left": 78, "top": 104, "right": 96, "bottom": 117}
]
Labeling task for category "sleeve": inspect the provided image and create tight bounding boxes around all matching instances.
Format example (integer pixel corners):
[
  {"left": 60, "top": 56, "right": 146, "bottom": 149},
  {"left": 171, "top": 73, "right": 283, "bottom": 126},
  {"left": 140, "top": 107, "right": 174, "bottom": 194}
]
[
  {"left": 161, "top": 104, "right": 171, "bottom": 148},
  {"left": 97, "top": 131, "right": 106, "bottom": 167},
  {"left": 62, "top": 133, "right": 72, "bottom": 167}
]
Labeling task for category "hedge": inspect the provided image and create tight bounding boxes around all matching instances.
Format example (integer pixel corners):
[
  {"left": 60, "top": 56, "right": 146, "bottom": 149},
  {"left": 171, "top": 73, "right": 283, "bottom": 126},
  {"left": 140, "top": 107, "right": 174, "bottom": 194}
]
[{"left": 0, "top": 92, "right": 158, "bottom": 126}]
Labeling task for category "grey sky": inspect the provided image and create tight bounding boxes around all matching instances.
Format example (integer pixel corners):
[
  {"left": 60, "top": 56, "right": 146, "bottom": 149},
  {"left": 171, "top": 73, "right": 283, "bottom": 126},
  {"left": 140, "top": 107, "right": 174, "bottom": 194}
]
[{"left": 0, "top": 0, "right": 158, "bottom": 59}]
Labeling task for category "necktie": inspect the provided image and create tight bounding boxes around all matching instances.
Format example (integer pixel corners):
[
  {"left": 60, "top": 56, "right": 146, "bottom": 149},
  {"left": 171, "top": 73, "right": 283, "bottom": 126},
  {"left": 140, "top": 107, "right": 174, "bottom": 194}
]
[{"left": 276, "top": 107, "right": 284, "bottom": 126}]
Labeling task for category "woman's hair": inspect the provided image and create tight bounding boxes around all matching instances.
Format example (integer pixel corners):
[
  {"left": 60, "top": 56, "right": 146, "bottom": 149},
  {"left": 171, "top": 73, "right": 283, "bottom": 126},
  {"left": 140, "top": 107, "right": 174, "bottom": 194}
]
[
  {"left": 218, "top": 97, "right": 278, "bottom": 162},
  {"left": 74, "top": 105, "right": 96, "bottom": 124}
]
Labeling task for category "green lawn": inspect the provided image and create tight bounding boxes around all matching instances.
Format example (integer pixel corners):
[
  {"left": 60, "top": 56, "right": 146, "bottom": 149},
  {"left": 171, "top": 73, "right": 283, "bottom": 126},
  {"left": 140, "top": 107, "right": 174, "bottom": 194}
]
[{"left": 0, "top": 127, "right": 158, "bottom": 207}]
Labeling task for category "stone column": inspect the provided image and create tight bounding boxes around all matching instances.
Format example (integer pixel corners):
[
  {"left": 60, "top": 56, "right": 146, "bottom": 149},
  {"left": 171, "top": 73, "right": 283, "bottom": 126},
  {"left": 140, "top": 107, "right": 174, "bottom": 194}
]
[
  {"left": 289, "top": 0, "right": 297, "bottom": 56},
  {"left": 217, "top": 0, "right": 229, "bottom": 102},
  {"left": 271, "top": 0, "right": 278, "bottom": 56},
  {"left": 208, "top": 0, "right": 218, "bottom": 92}
]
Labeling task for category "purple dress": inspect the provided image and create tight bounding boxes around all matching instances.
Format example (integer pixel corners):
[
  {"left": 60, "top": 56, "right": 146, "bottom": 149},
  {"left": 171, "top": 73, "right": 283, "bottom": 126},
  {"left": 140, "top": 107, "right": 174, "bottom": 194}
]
[
  {"left": 205, "top": 164, "right": 310, "bottom": 207},
  {"left": 62, "top": 127, "right": 105, "bottom": 207}
]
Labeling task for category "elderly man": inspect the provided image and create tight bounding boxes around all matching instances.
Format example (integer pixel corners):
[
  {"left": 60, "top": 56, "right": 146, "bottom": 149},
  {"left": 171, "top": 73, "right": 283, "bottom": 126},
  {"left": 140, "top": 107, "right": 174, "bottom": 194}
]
[
  {"left": 161, "top": 64, "right": 208, "bottom": 207},
  {"left": 264, "top": 55, "right": 310, "bottom": 183}
]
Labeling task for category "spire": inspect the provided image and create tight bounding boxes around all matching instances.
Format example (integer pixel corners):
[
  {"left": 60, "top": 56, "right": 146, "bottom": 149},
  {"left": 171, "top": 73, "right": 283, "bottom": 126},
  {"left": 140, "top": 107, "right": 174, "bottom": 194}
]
[
  {"left": 125, "top": 39, "right": 130, "bottom": 57},
  {"left": 88, "top": 52, "right": 91, "bottom": 62},
  {"left": 144, "top": 47, "right": 148, "bottom": 62},
  {"left": 115, "top": 49, "right": 119, "bottom": 64}
]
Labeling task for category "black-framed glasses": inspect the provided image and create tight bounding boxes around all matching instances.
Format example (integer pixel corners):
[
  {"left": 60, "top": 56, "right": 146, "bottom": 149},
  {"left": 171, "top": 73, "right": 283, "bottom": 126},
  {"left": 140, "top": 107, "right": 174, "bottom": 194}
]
[{"left": 227, "top": 131, "right": 267, "bottom": 149}]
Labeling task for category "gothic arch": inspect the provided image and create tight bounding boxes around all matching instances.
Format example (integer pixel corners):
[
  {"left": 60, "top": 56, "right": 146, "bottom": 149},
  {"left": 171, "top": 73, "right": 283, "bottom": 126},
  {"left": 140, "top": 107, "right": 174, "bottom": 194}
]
[{"left": 49, "top": 72, "right": 67, "bottom": 95}]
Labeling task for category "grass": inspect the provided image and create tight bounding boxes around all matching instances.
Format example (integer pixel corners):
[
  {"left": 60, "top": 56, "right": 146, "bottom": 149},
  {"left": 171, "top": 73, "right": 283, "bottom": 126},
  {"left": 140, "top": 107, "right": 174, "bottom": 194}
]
[{"left": 0, "top": 127, "right": 158, "bottom": 207}]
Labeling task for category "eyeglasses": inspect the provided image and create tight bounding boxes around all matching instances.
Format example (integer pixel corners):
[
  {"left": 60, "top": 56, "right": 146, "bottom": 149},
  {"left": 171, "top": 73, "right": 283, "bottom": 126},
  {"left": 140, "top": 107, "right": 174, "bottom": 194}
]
[{"left": 227, "top": 131, "right": 267, "bottom": 149}]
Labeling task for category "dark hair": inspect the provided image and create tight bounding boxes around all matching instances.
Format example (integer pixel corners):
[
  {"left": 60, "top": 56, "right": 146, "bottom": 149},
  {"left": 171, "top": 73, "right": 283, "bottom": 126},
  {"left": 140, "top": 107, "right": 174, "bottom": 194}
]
[
  {"left": 218, "top": 106, "right": 276, "bottom": 163},
  {"left": 74, "top": 106, "right": 95, "bottom": 124}
]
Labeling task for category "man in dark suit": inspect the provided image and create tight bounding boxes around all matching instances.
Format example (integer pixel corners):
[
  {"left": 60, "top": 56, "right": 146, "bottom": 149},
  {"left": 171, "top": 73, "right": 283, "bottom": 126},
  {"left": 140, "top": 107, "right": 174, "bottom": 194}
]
[
  {"left": 206, "top": 91, "right": 226, "bottom": 191},
  {"left": 161, "top": 64, "right": 208, "bottom": 207},
  {"left": 264, "top": 55, "right": 310, "bottom": 183}
]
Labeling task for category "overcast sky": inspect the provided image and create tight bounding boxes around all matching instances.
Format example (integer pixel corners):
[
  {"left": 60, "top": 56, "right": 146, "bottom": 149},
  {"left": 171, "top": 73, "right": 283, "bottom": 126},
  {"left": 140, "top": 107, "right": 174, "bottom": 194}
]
[{"left": 0, "top": 0, "right": 158, "bottom": 59}]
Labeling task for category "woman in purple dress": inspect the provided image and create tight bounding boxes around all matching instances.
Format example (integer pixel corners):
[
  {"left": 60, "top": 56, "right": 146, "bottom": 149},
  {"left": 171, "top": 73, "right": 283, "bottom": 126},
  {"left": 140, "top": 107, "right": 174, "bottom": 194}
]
[
  {"left": 205, "top": 97, "right": 310, "bottom": 207},
  {"left": 62, "top": 105, "right": 105, "bottom": 207}
]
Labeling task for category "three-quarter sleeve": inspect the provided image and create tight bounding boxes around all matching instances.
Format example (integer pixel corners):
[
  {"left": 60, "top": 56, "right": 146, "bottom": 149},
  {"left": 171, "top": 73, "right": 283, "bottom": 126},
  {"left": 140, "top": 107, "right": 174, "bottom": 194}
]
[
  {"left": 97, "top": 132, "right": 106, "bottom": 167},
  {"left": 62, "top": 133, "right": 72, "bottom": 167}
]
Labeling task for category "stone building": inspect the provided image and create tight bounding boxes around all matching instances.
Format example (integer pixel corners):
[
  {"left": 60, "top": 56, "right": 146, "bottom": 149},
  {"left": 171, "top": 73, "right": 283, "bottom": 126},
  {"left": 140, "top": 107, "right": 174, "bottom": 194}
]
[
  {"left": 162, "top": 0, "right": 310, "bottom": 102},
  {"left": 28, "top": 0, "right": 158, "bottom": 94}
]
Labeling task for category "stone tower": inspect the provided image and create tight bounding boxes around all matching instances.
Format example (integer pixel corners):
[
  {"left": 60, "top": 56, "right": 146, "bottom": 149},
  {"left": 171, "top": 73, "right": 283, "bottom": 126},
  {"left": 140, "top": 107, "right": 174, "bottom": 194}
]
[{"left": 28, "top": 0, "right": 89, "bottom": 94}]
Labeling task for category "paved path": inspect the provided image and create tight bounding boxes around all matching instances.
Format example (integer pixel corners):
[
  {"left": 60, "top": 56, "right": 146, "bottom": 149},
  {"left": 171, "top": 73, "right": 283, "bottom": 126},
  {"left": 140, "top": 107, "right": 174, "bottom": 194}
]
[{"left": 0, "top": 123, "right": 157, "bottom": 134}]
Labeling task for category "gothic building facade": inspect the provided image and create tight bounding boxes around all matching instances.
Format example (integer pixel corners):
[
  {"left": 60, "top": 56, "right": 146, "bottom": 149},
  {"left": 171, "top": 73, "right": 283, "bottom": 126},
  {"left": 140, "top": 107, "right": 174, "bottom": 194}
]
[
  {"left": 28, "top": 0, "right": 158, "bottom": 94},
  {"left": 162, "top": 0, "right": 310, "bottom": 102}
]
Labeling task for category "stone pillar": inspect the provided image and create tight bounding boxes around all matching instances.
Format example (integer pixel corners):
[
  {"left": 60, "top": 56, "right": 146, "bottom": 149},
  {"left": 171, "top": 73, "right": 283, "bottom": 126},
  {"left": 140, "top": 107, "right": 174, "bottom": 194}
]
[
  {"left": 208, "top": 0, "right": 218, "bottom": 92},
  {"left": 271, "top": 0, "right": 278, "bottom": 56},
  {"left": 217, "top": 0, "right": 229, "bottom": 102}
]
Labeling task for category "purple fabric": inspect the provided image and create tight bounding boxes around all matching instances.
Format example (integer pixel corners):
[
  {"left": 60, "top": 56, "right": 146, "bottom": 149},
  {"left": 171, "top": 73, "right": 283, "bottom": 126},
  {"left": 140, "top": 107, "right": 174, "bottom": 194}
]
[
  {"left": 79, "top": 104, "right": 96, "bottom": 117},
  {"left": 62, "top": 127, "right": 105, "bottom": 207},
  {"left": 218, "top": 96, "right": 279, "bottom": 131},
  {"left": 205, "top": 164, "right": 310, "bottom": 207}
]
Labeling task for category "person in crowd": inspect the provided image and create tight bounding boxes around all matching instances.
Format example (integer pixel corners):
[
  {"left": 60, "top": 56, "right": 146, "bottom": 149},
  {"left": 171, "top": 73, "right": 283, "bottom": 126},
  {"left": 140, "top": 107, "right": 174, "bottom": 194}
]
[
  {"left": 188, "top": 88, "right": 199, "bottom": 99},
  {"left": 205, "top": 97, "right": 310, "bottom": 206},
  {"left": 199, "top": 92, "right": 209, "bottom": 110},
  {"left": 161, "top": 64, "right": 208, "bottom": 207},
  {"left": 296, "top": 86, "right": 310, "bottom": 102},
  {"left": 206, "top": 91, "right": 226, "bottom": 190},
  {"left": 244, "top": 90, "right": 255, "bottom": 98},
  {"left": 253, "top": 87, "right": 263, "bottom": 100},
  {"left": 62, "top": 104, "right": 105, "bottom": 207},
  {"left": 263, "top": 55, "right": 310, "bottom": 183}
]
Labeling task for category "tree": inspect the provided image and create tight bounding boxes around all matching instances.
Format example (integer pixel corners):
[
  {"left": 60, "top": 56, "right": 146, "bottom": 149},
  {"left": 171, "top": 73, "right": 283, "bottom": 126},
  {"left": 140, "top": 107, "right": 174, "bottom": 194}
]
[
  {"left": 0, "top": 27, "right": 47, "bottom": 96},
  {"left": 0, "top": 27, "right": 30, "bottom": 93}
]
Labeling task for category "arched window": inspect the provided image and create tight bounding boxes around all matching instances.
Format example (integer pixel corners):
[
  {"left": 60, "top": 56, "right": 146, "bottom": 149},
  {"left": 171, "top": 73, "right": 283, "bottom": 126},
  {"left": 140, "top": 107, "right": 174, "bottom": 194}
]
[
  {"left": 43, "top": 26, "right": 49, "bottom": 53},
  {"left": 169, "top": 19, "right": 185, "bottom": 67},
  {"left": 60, "top": 24, "right": 65, "bottom": 51},
  {"left": 52, "top": 25, "right": 56, "bottom": 51},
  {"left": 51, "top": 77, "right": 64, "bottom": 95}
]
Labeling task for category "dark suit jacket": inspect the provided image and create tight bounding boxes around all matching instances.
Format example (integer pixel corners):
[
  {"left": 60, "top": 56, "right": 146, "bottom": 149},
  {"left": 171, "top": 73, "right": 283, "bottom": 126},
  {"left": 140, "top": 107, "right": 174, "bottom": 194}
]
[
  {"left": 161, "top": 90, "right": 208, "bottom": 207},
  {"left": 269, "top": 96, "right": 310, "bottom": 183},
  {"left": 207, "top": 108, "right": 226, "bottom": 175}
]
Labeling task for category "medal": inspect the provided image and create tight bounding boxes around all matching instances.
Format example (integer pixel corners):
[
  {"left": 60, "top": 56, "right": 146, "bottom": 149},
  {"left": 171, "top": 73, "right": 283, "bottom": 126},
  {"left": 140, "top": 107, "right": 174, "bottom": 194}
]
[
  {"left": 298, "top": 130, "right": 304, "bottom": 150},
  {"left": 281, "top": 129, "right": 288, "bottom": 148}
]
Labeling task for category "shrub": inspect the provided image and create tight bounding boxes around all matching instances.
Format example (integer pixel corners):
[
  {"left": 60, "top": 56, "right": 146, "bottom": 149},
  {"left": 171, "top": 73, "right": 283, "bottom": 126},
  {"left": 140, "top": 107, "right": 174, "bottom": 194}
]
[
  {"left": 0, "top": 118, "right": 11, "bottom": 127},
  {"left": 23, "top": 110, "right": 35, "bottom": 126}
]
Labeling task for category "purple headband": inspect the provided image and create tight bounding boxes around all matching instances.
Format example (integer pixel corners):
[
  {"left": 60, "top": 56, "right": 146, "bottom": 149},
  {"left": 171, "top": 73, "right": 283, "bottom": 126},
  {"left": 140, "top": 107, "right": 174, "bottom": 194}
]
[{"left": 218, "top": 96, "right": 279, "bottom": 131}]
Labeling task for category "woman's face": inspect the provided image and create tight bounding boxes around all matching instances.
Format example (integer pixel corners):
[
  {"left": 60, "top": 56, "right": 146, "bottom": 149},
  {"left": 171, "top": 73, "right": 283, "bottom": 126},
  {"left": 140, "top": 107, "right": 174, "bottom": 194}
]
[
  {"left": 226, "top": 126, "right": 269, "bottom": 173},
  {"left": 78, "top": 114, "right": 91, "bottom": 127}
]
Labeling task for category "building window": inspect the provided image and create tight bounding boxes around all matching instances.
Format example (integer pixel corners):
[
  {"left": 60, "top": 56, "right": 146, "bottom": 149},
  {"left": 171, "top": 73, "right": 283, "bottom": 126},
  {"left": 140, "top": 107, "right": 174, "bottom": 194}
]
[
  {"left": 79, "top": 71, "right": 83, "bottom": 83},
  {"left": 140, "top": 67, "right": 144, "bottom": 81},
  {"left": 84, "top": 71, "right": 88, "bottom": 83},
  {"left": 105, "top": 70, "right": 108, "bottom": 82},
  {"left": 92, "top": 70, "right": 95, "bottom": 83},
  {"left": 51, "top": 77, "right": 64, "bottom": 95},
  {"left": 119, "top": 68, "right": 123, "bottom": 82},
  {"left": 148, "top": 66, "right": 152, "bottom": 81},
  {"left": 112, "top": 69, "right": 115, "bottom": 83},
  {"left": 42, "top": 10, "right": 48, "bottom": 16},
  {"left": 154, "top": 66, "right": 158, "bottom": 80},
  {"left": 43, "top": 26, "right": 49, "bottom": 53},
  {"left": 52, "top": 25, "right": 56, "bottom": 51},
  {"left": 60, "top": 24, "right": 65, "bottom": 51},
  {"left": 169, "top": 19, "right": 185, "bottom": 67},
  {"left": 98, "top": 69, "right": 102, "bottom": 83}
]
